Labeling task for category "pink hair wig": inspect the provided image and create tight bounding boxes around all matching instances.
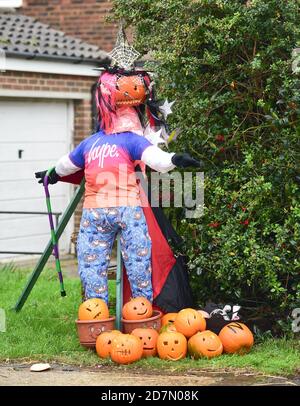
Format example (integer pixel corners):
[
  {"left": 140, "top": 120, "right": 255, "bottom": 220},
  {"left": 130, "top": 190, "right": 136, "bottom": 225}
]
[{"left": 95, "top": 72, "right": 118, "bottom": 133}]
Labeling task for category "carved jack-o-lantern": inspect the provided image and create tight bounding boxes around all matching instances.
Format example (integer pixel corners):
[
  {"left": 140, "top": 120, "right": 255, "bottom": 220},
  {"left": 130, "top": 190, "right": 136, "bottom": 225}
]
[
  {"left": 122, "top": 297, "right": 153, "bottom": 320},
  {"left": 174, "top": 308, "right": 206, "bottom": 338},
  {"left": 131, "top": 328, "right": 159, "bottom": 357},
  {"left": 162, "top": 313, "right": 178, "bottom": 326},
  {"left": 188, "top": 330, "right": 223, "bottom": 359},
  {"left": 219, "top": 322, "right": 254, "bottom": 354},
  {"left": 157, "top": 332, "right": 187, "bottom": 361},
  {"left": 115, "top": 75, "right": 147, "bottom": 107},
  {"left": 96, "top": 330, "right": 122, "bottom": 358},
  {"left": 110, "top": 334, "right": 143, "bottom": 364},
  {"left": 78, "top": 298, "right": 109, "bottom": 321}
]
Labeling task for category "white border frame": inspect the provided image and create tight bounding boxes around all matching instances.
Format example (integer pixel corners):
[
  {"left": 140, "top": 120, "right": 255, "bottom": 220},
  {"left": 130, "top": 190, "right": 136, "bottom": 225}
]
[
  {"left": 4, "top": 57, "right": 99, "bottom": 77},
  {"left": 0, "top": 89, "right": 91, "bottom": 100},
  {"left": 0, "top": 0, "right": 22, "bottom": 7}
]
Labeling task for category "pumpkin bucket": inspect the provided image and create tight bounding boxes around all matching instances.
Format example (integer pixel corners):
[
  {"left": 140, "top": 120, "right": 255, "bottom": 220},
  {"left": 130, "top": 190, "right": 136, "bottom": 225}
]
[
  {"left": 76, "top": 316, "right": 116, "bottom": 348},
  {"left": 121, "top": 310, "right": 162, "bottom": 334}
]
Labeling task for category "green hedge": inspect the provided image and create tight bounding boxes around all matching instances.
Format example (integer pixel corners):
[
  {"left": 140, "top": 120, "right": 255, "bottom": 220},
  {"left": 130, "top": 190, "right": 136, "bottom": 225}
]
[{"left": 112, "top": 0, "right": 300, "bottom": 320}]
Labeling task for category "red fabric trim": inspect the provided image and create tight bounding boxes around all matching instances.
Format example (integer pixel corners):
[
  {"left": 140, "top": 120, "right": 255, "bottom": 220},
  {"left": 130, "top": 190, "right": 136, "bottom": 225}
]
[{"left": 59, "top": 170, "right": 84, "bottom": 185}]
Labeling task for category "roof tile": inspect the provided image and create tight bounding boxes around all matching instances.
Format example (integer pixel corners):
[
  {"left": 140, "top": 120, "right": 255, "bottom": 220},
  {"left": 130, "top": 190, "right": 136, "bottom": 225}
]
[{"left": 0, "top": 12, "right": 109, "bottom": 64}]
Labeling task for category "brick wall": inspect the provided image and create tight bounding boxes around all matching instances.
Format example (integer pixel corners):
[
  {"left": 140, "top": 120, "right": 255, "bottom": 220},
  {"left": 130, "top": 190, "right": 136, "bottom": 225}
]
[
  {"left": 0, "top": 69, "right": 96, "bottom": 231},
  {"left": 21, "top": 0, "right": 118, "bottom": 52}
]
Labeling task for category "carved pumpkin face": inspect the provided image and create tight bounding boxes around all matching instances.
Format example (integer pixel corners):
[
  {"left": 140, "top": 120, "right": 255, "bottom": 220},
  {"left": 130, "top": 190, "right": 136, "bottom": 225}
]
[
  {"left": 122, "top": 297, "right": 153, "bottom": 320},
  {"left": 188, "top": 330, "right": 223, "bottom": 359},
  {"left": 96, "top": 330, "right": 122, "bottom": 358},
  {"left": 157, "top": 332, "right": 187, "bottom": 361},
  {"left": 162, "top": 313, "right": 178, "bottom": 326},
  {"left": 110, "top": 334, "right": 143, "bottom": 364},
  {"left": 219, "top": 322, "right": 254, "bottom": 354},
  {"left": 174, "top": 308, "right": 206, "bottom": 338},
  {"left": 115, "top": 75, "right": 146, "bottom": 107},
  {"left": 131, "top": 328, "right": 159, "bottom": 357},
  {"left": 78, "top": 298, "right": 109, "bottom": 321}
]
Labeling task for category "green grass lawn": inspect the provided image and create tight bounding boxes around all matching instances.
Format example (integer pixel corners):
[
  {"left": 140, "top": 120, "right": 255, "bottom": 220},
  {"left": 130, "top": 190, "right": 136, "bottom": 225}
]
[{"left": 0, "top": 265, "right": 299, "bottom": 376}]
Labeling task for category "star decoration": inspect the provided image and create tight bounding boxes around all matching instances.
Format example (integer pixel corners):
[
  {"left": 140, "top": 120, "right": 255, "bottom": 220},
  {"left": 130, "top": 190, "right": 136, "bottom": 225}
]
[
  {"left": 144, "top": 128, "right": 166, "bottom": 147},
  {"left": 159, "top": 99, "right": 175, "bottom": 119}
]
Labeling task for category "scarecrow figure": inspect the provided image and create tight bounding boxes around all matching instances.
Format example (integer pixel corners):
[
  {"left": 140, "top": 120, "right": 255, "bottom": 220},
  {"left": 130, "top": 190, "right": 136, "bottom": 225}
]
[{"left": 36, "top": 27, "right": 201, "bottom": 311}]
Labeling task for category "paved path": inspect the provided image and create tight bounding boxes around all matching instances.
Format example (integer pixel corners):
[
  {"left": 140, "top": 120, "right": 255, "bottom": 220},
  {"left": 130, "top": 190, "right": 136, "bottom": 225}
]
[{"left": 0, "top": 363, "right": 298, "bottom": 386}]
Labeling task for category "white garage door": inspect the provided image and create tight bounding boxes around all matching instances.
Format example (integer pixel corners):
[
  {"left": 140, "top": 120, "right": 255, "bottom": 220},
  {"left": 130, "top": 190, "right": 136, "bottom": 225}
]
[{"left": 0, "top": 99, "right": 74, "bottom": 260}]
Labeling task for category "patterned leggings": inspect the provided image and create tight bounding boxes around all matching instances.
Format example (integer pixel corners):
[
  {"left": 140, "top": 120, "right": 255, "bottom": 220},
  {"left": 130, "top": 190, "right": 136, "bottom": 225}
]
[{"left": 77, "top": 206, "right": 152, "bottom": 304}]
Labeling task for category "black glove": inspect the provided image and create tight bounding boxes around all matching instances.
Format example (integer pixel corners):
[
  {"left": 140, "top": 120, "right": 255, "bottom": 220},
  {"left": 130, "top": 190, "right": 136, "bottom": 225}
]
[
  {"left": 35, "top": 169, "right": 59, "bottom": 185},
  {"left": 171, "top": 153, "right": 203, "bottom": 169},
  {"left": 295, "top": 176, "right": 300, "bottom": 185}
]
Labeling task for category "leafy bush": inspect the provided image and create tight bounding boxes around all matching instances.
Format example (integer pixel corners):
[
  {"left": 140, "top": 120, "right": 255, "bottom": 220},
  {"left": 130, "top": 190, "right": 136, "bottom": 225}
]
[{"left": 112, "top": 0, "right": 300, "bottom": 319}]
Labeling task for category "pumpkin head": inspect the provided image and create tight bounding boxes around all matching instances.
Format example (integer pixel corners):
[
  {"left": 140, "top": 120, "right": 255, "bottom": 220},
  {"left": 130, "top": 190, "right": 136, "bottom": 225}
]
[
  {"left": 78, "top": 298, "right": 109, "bottom": 321},
  {"left": 174, "top": 308, "right": 206, "bottom": 338},
  {"left": 131, "top": 328, "right": 159, "bottom": 357},
  {"left": 96, "top": 330, "right": 122, "bottom": 358},
  {"left": 115, "top": 75, "right": 147, "bottom": 107},
  {"left": 162, "top": 313, "right": 178, "bottom": 326},
  {"left": 219, "top": 322, "right": 254, "bottom": 354},
  {"left": 157, "top": 332, "right": 187, "bottom": 361},
  {"left": 110, "top": 333, "right": 143, "bottom": 364},
  {"left": 188, "top": 330, "right": 223, "bottom": 359},
  {"left": 122, "top": 297, "right": 153, "bottom": 320}
]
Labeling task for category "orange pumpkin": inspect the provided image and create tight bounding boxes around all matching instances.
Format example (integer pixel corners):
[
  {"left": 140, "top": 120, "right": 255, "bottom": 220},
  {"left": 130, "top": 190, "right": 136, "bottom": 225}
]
[
  {"left": 159, "top": 322, "right": 177, "bottom": 334},
  {"left": 110, "top": 333, "right": 143, "bottom": 364},
  {"left": 122, "top": 297, "right": 153, "bottom": 320},
  {"left": 162, "top": 313, "right": 178, "bottom": 326},
  {"left": 219, "top": 322, "right": 254, "bottom": 354},
  {"left": 78, "top": 298, "right": 109, "bottom": 321},
  {"left": 131, "top": 328, "right": 159, "bottom": 357},
  {"left": 174, "top": 308, "right": 206, "bottom": 338},
  {"left": 157, "top": 331, "right": 187, "bottom": 361},
  {"left": 188, "top": 331, "right": 223, "bottom": 359},
  {"left": 96, "top": 330, "right": 122, "bottom": 358},
  {"left": 115, "top": 75, "right": 146, "bottom": 107}
]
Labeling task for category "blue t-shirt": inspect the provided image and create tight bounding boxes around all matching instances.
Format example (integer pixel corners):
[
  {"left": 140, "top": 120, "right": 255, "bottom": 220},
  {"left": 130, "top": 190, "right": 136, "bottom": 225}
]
[{"left": 69, "top": 130, "right": 151, "bottom": 208}]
